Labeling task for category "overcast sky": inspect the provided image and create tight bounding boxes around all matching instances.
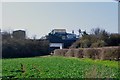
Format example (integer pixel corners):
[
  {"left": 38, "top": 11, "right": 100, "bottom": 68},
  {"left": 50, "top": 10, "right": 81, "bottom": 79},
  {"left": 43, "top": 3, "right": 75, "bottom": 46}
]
[{"left": 2, "top": 1, "right": 118, "bottom": 39}]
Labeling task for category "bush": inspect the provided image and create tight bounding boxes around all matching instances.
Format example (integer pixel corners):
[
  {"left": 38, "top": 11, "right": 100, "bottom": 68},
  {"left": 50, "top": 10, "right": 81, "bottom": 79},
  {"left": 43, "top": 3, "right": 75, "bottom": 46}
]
[
  {"left": 84, "top": 48, "right": 95, "bottom": 59},
  {"left": 2, "top": 39, "right": 50, "bottom": 58},
  {"left": 85, "top": 48, "right": 102, "bottom": 59},
  {"left": 107, "top": 34, "right": 120, "bottom": 46},
  {"left": 70, "top": 28, "right": 115, "bottom": 48},
  {"left": 54, "top": 49, "right": 62, "bottom": 56},
  {"left": 91, "top": 40, "right": 106, "bottom": 48},
  {"left": 54, "top": 49, "right": 68, "bottom": 56},
  {"left": 65, "top": 49, "right": 74, "bottom": 57},
  {"left": 83, "top": 47, "right": 120, "bottom": 60},
  {"left": 100, "top": 47, "right": 120, "bottom": 60},
  {"left": 80, "top": 39, "right": 91, "bottom": 48},
  {"left": 53, "top": 46, "right": 120, "bottom": 61},
  {"left": 73, "top": 49, "right": 84, "bottom": 58}
]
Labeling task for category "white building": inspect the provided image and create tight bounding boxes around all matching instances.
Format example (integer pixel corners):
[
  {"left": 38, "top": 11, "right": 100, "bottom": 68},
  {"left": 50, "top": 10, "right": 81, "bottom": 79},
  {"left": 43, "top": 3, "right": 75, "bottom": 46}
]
[{"left": 49, "top": 43, "right": 63, "bottom": 49}]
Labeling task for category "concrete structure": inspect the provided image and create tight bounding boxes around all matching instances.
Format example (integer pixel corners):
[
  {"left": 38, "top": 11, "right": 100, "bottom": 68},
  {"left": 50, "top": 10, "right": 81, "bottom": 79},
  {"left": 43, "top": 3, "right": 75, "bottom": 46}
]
[{"left": 12, "top": 30, "right": 26, "bottom": 39}]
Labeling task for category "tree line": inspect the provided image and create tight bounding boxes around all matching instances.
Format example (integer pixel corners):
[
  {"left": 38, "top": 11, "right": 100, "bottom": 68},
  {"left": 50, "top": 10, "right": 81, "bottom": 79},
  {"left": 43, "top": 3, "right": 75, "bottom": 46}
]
[
  {"left": 1, "top": 28, "right": 120, "bottom": 58},
  {"left": 2, "top": 31, "right": 50, "bottom": 58},
  {"left": 70, "top": 28, "right": 120, "bottom": 48}
]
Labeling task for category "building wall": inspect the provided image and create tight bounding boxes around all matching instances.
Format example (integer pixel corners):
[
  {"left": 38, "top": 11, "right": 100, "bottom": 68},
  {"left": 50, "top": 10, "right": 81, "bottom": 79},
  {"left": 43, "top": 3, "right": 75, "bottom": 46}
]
[
  {"left": 13, "top": 30, "right": 26, "bottom": 39},
  {"left": 50, "top": 43, "right": 63, "bottom": 49}
]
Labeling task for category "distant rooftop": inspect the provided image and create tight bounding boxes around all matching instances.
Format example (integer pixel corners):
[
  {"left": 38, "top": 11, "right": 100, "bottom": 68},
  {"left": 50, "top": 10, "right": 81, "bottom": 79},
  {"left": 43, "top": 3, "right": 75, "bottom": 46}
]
[
  {"left": 52, "top": 29, "right": 66, "bottom": 34},
  {"left": 13, "top": 30, "right": 25, "bottom": 32}
]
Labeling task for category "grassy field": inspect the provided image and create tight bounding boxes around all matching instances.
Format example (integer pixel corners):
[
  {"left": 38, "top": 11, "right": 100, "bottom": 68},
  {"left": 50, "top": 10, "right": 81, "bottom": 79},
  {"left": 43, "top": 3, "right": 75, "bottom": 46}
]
[{"left": 2, "top": 56, "right": 120, "bottom": 79}]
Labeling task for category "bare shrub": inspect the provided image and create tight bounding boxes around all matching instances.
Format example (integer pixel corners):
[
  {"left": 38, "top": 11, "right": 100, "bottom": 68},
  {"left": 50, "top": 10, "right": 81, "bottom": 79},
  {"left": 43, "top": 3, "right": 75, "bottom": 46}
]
[
  {"left": 118, "top": 47, "right": 120, "bottom": 61},
  {"left": 54, "top": 49, "right": 68, "bottom": 56},
  {"left": 74, "top": 49, "right": 84, "bottom": 58},
  {"left": 54, "top": 49, "right": 62, "bottom": 56},
  {"left": 100, "top": 47, "right": 120, "bottom": 60},
  {"left": 54, "top": 46, "right": 120, "bottom": 61},
  {"left": 83, "top": 48, "right": 95, "bottom": 59},
  {"left": 83, "top": 48, "right": 102, "bottom": 59},
  {"left": 60, "top": 49, "right": 68, "bottom": 56},
  {"left": 65, "top": 49, "right": 74, "bottom": 57},
  {"left": 94, "top": 48, "right": 102, "bottom": 59}
]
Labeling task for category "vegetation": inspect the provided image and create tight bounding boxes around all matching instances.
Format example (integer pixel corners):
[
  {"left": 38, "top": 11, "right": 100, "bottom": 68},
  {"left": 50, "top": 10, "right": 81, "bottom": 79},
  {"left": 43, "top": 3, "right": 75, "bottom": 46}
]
[
  {"left": 70, "top": 28, "right": 120, "bottom": 48},
  {"left": 2, "top": 31, "right": 50, "bottom": 58},
  {"left": 2, "top": 56, "right": 120, "bottom": 79},
  {"left": 54, "top": 47, "right": 120, "bottom": 61},
  {"left": 1, "top": 28, "right": 120, "bottom": 58}
]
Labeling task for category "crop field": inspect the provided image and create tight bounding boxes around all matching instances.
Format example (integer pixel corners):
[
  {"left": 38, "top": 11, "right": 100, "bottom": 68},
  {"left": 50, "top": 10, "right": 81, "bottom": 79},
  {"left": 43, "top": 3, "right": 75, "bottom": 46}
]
[{"left": 2, "top": 56, "right": 120, "bottom": 79}]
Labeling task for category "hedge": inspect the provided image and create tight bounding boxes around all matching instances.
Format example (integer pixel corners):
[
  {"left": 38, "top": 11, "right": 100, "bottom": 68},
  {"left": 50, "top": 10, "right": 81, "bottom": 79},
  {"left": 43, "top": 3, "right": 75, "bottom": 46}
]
[{"left": 53, "top": 46, "right": 120, "bottom": 61}]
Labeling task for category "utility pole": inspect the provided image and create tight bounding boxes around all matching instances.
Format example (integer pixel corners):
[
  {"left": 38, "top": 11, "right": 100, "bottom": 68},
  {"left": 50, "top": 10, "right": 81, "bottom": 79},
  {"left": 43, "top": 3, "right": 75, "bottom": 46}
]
[
  {"left": 78, "top": 29, "right": 81, "bottom": 37},
  {"left": 72, "top": 30, "right": 74, "bottom": 34}
]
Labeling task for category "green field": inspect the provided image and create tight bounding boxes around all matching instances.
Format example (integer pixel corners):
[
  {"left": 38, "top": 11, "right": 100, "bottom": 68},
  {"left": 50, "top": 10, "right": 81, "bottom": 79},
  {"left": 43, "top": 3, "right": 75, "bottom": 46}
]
[{"left": 2, "top": 56, "right": 120, "bottom": 79}]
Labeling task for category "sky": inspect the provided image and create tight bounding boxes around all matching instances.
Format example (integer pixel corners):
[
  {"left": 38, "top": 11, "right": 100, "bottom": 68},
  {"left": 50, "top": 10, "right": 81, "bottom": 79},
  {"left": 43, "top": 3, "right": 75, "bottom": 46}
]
[{"left": 2, "top": 1, "right": 118, "bottom": 39}]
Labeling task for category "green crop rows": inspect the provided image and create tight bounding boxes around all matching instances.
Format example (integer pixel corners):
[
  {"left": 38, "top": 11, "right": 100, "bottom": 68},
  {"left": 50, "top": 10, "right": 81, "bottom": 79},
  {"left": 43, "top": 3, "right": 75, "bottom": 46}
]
[{"left": 2, "top": 56, "right": 120, "bottom": 79}]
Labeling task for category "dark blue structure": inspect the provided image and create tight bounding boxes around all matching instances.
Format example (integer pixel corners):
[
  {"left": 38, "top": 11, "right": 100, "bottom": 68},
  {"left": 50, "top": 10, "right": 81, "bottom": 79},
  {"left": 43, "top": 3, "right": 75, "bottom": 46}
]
[{"left": 47, "top": 29, "right": 78, "bottom": 49}]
